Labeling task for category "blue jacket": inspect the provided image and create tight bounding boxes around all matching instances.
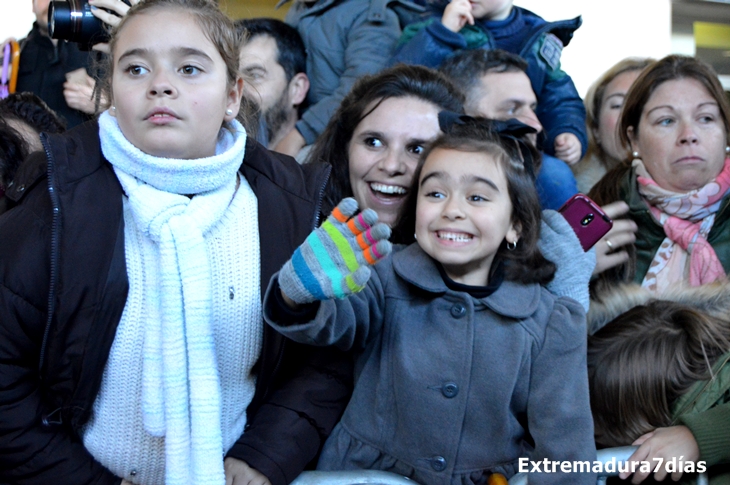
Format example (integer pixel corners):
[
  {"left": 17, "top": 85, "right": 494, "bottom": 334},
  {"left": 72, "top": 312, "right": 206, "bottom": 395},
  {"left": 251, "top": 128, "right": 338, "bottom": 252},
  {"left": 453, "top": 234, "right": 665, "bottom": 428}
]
[{"left": 391, "top": 7, "right": 587, "bottom": 159}]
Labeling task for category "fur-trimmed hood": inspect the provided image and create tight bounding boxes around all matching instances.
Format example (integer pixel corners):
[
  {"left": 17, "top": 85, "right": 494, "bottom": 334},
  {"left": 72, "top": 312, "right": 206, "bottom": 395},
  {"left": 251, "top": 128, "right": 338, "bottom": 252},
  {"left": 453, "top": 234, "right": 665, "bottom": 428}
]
[{"left": 588, "top": 281, "right": 730, "bottom": 334}]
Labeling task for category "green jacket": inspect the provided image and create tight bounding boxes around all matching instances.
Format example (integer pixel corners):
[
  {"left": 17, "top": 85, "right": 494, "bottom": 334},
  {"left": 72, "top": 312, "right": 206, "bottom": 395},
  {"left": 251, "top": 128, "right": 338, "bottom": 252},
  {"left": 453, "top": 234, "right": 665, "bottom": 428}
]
[
  {"left": 674, "top": 352, "right": 730, "bottom": 484},
  {"left": 620, "top": 166, "right": 730, "bottom": 284}
]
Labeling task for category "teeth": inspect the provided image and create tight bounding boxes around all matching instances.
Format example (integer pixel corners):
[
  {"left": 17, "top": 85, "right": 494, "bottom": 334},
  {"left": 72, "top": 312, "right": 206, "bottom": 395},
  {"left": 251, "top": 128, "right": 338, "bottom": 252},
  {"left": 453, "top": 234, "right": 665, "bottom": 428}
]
[
  {"left": 370, "top": 183, "right": 406, "bottom": 195},
  {"left": 438, "top": 232, "right": 472, "bottom": 242}
]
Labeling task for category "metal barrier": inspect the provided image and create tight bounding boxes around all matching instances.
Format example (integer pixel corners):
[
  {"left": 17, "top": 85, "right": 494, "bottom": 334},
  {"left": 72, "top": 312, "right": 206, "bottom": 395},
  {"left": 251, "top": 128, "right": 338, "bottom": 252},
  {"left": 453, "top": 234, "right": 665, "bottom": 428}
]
[{"left": 290, "top": 470, "right": 415, "bottom": 485}]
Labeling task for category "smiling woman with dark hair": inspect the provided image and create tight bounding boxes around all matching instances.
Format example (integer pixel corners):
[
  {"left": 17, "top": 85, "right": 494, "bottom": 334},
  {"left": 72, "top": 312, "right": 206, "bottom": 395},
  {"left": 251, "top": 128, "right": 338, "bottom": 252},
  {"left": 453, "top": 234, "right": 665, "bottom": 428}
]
[{"left": 305, "top": 64, "right": 464, "bottom": 227}]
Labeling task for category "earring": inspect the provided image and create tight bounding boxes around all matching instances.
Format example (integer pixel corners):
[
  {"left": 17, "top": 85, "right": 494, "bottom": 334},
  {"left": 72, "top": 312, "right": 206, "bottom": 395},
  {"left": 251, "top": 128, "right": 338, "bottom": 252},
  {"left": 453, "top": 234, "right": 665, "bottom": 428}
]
[
  {"left": 225, "top": 109, "right": 233, "bottom": 116},
  {"left": 413, "top": 233, "right": 418, "bottom": 240},
  {"left": 632, "top": 151, "right": 640, "bottom": 159},
  {"left": 725, "top": 146, "right": 730, "bottom": 154},
  {"left": 506, "top": 240, "right": 517, "bottom": 251},
  {"left": 111, "top": 106, "right": 116, "bottom": 112}
]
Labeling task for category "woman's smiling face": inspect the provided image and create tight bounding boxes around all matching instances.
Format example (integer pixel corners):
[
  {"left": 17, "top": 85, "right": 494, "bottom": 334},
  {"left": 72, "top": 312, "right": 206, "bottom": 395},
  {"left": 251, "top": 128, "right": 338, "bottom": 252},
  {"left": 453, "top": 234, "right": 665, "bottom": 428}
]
[{"left": 347, "top": 96, "right": 441, "bottom": 227}]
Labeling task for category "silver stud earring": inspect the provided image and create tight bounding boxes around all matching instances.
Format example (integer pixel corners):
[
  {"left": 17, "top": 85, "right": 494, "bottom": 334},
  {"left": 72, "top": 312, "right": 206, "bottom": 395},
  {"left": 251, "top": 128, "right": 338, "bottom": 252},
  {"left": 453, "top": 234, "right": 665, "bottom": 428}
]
[
  {"left": 632, "top": 151, "right": 640, "bottom": 159},
  {"left": 725, "top": 146, "right": 730, "bottom": 154},
  {"left": 111, "top": 106, "right": 116, "bottom": 112},
  {"left": 413, "top": 233, "right": 418, "bottom": 240},
  {"left": 225, "top": 109, "right": 233, "bottom": 116}
]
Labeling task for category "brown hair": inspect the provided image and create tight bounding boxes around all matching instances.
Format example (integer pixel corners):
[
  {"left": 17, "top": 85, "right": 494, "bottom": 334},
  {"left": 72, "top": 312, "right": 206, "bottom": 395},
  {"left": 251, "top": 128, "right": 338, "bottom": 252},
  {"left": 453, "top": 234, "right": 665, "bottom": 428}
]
[
  {"left": 584, "top": 58, "right": 653, "bottom": 166},
  {"left": 588, "top": 300, "right": 730, "bottom": 447},
  {"left": 619, "top": 55, "right": 730, "bottom": 151},
  {"left": 100, "top": 0, "right": 241, "bottom": 104},
  {"left": 392, "top": 120, "right": 556, "bottom": 285}
]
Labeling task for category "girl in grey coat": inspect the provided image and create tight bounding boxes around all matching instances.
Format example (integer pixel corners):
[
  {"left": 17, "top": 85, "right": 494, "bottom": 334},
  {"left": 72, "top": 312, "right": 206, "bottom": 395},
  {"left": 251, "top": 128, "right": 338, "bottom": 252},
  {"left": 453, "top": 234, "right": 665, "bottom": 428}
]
[{"left": 266, "top": 121, "right": 596, "bottom": 484}]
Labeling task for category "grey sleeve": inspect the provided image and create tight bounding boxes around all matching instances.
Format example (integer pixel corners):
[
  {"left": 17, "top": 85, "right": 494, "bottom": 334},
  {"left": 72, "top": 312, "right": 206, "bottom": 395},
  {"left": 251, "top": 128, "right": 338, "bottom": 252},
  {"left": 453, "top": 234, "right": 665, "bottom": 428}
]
[
  {"left": 526, "top": 297, "right": 597, "bottom": 484},
  {"left": 264, "top": 268, "right": 387, "bottom": 352}
]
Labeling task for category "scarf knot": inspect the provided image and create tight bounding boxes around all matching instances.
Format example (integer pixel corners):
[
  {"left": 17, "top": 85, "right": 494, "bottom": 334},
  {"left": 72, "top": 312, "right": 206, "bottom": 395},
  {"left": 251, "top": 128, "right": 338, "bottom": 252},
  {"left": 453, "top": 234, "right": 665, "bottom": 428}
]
[
  {"left": 98, "top": 111, "right": 247, "bottom": 485},
  {"left": 635, "top": 157, "right": 730, "bottom": 291}
]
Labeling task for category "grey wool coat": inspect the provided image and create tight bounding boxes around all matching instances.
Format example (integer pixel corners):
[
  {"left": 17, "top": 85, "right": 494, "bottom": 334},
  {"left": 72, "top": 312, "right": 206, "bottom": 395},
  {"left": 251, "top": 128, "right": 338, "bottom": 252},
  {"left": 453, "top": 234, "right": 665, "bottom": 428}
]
[{"left": 266, "top": 243, "right": 596, "bottom": 485}]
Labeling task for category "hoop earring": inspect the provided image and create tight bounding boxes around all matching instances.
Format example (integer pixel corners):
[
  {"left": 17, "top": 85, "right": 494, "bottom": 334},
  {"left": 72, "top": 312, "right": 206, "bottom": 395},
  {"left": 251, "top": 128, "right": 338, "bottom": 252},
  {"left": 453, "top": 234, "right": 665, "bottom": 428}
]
[{"left": 506, "top": 240, "right": 517, "bottom": 251}]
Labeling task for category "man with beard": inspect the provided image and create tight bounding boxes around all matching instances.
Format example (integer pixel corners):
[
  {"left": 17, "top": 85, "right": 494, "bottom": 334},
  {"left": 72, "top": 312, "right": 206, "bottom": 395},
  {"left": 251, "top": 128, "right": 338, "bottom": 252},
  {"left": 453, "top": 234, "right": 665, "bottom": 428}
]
[
  {"left": 439, "top": 49, "right": 579, "bottom": 210},
  {"left": 236, "top": 18, "right": 310, "bottom": 151}
]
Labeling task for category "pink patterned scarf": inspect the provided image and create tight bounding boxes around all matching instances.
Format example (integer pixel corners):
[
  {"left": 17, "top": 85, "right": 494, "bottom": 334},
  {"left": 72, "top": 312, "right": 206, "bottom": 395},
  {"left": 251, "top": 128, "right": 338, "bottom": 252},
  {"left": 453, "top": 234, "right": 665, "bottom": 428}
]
[{"left": 635, "top": 157, "right": 730, "bottom": 292}]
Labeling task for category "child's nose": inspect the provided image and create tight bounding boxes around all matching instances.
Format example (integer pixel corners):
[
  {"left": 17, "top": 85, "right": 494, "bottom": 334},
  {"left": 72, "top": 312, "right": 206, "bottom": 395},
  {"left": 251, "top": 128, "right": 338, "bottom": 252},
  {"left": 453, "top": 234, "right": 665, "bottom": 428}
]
[
  {"left": 442, "top": 198, "right": 465, "bottom": 219},
  {"left": 148, "top": 73, "right": 176, "bottom": 97}
]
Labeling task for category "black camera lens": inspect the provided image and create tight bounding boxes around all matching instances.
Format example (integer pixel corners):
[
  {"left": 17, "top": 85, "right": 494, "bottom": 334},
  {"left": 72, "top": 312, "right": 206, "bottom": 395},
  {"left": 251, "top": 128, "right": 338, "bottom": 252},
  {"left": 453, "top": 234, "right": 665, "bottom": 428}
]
[{"left": 48, "top": 0, "right": 110, "bottom": 49}]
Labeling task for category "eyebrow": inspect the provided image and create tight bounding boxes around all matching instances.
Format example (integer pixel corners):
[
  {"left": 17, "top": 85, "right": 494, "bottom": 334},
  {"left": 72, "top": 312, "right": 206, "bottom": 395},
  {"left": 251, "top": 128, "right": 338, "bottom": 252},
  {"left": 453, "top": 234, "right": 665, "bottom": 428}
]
[
  {"left": 604, "top": 93, "right": 625, "bottom": 101},
  {"left": 117, "top": 46, "right": 214, "bottom": 64},
  {"left": 646, "top": 101, "right": 719, "bottom": 116},
  {"left": 420, "top": 171, "right": 500, "bottom": 192}
]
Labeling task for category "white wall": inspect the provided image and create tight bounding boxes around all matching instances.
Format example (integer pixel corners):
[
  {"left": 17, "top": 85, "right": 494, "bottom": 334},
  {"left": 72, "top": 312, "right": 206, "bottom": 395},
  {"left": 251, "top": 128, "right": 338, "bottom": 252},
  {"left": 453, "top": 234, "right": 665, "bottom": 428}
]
[
  {"left": 1, "top": 2, "right": 35, "bottom": 42},
  {"left": 514, "top": 0, "right": 672, "bottom": 96}
]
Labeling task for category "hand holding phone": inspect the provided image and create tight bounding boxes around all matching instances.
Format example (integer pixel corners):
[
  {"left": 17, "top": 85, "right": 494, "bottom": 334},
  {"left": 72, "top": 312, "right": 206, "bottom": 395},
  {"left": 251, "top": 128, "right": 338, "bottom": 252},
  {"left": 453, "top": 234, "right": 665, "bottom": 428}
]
[{"left": 558, "top": 194, "right": 613, "bottom": 252}]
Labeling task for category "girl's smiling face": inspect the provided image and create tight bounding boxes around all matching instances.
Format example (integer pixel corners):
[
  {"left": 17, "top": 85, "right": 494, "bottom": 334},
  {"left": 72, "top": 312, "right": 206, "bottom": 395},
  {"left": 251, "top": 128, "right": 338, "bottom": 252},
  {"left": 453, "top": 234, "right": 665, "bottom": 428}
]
[
  {"left": 415, "top": 147, "right": 519, "bottom": 286},
  {"left": 111, "top": 9, "right": 242, "bottom": 159},
  {"left": 347, "top": 96, "right": 441, "bottom": 227}
]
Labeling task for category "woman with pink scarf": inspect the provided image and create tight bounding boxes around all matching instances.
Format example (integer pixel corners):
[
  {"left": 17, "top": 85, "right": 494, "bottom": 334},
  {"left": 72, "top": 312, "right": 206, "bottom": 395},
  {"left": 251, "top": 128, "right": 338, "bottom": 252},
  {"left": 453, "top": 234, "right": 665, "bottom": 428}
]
[{"left": 587, "top": 55, "right": 730, "bottom": 484}]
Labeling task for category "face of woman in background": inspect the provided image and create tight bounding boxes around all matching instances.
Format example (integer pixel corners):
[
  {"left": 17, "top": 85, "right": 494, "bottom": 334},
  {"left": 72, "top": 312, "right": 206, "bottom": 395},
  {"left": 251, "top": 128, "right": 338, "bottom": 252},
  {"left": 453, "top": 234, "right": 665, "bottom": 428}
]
[
  {"left": 628, "top": 77, "right": 727, "bottom": 193},
  {"left": 596, "top": 70, "right": 642, "bottom": 162},
  {"left": 347, "top": 96, "right": 441, "bottom": 227}
]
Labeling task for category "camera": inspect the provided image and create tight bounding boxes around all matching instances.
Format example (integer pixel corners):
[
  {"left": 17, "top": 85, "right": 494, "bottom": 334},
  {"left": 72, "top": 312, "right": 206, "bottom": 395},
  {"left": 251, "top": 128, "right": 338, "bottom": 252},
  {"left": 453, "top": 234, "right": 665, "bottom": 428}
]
[{"left": 48, "top": 0, "right": 131, "bottom": 50}]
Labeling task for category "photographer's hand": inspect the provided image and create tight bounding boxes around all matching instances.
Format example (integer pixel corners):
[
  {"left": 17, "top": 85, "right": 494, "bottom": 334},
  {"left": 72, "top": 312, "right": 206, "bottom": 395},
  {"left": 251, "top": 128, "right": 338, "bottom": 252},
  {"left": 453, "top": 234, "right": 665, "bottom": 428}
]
[{"left": 88, "top": 0, "right": 140, "bottom": 53}]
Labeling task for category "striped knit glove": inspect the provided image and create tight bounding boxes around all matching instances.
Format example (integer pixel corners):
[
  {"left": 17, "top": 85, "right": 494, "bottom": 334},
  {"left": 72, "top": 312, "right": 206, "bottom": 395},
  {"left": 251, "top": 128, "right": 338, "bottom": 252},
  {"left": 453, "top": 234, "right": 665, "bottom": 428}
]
[{"left": 279, "top": 198, "right": 392, "bottom": 305}]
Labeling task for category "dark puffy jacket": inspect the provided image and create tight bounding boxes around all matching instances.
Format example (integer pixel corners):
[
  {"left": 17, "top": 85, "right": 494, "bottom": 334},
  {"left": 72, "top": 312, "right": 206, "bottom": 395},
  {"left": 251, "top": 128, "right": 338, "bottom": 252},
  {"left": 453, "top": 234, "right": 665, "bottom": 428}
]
[
  {"left": 0, "top": 120, "right": 352, "bottom": 485},
  {"left": 391, "top": 7, "right": 587, "bottom": 159}
]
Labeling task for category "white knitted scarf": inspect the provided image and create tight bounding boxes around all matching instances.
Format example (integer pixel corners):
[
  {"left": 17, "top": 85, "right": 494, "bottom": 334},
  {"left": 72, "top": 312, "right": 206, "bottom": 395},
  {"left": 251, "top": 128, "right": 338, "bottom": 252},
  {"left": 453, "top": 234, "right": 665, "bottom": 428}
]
[{"left": 98, "top": 111, "right": 247, "bottom": 485}]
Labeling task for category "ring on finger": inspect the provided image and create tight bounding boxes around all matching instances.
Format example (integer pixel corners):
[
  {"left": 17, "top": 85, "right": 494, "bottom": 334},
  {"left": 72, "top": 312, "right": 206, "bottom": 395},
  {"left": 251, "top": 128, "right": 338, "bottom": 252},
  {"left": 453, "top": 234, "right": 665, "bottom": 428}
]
[{"left": 605, "top": 239, "right": 614, "bottom": 250}]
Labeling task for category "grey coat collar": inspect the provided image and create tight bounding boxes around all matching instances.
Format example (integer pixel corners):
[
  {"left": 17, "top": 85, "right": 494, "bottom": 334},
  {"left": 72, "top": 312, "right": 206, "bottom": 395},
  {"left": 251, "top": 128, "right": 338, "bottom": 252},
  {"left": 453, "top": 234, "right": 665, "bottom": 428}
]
[{"left": 391, "top": 243, "right": 542, "bottom": 319}]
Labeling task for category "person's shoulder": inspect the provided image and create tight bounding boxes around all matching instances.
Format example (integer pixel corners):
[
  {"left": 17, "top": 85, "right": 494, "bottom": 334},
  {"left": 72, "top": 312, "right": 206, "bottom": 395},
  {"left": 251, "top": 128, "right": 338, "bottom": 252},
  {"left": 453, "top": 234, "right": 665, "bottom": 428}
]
[{"left": 241, "top": 138, "right": 331, "bottom": 202}]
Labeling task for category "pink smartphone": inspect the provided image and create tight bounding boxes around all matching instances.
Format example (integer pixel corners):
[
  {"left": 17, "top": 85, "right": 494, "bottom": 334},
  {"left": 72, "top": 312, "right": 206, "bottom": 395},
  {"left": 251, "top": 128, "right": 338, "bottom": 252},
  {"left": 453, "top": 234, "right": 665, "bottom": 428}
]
[{"left": 558, "top": 194, "right": 613, "bottom": 251}]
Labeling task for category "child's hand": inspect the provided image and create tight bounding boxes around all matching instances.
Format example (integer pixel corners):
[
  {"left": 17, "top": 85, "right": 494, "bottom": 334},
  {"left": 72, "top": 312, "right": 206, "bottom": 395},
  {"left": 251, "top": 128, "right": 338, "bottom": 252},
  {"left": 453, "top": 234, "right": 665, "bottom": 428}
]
[
  {"left": 539, "top": 210, "right": 595, "bottom": 312},
  {"left": 278, "top": 198, "right": 392, "bottom": 306},
  {"left": 441, "top": 0, "right": 475, "bottom": 33},
  {"left": 620, "top": 426, "right": 699, "bottom": 483},
  {"left": 553, "top": 132, "right": 582, "bottom": 165},
  {"left": 224, "top": 457, "right": 272, "bottom": 485}
]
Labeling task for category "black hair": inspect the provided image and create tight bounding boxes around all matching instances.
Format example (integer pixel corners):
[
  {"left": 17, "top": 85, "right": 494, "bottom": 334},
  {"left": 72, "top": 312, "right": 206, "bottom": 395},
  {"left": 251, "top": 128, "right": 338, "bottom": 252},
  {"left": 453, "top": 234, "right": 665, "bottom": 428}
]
[
  {"left": 392, "top": 119, "right": 556, "bottom": 285},
  {"left": 0, "top": 93, "right": 66, "bottom": 188},
  {"left": 235, "top": 18, "right": 306, "bottom": 83},
  {"left": 307, "top": 64, "right": 464, "bottom": 214},
  {"left": 439, "top": 49, "right": 528, "bottom": 114},
  {"left": 0, "top": 92, "right": 67, "bottom": 134}
]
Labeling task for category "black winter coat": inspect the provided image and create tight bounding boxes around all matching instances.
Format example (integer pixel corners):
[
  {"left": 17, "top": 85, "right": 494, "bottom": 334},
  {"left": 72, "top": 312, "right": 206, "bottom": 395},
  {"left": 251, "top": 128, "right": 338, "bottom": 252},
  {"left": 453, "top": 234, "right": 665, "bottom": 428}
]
[
  {"left": 16, "top": 23, "right": 94, "bottom": 128},
  {"left": 0, "top": 120, "right": 352, "bottom": 485}
]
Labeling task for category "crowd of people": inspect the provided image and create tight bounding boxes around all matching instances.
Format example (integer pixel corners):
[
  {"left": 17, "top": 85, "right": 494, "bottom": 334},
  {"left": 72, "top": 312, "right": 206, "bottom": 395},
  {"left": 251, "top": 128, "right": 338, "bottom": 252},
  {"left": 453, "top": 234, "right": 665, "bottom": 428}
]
[{"left": 0, "top": 0, "right": 729, "bottom": 485}]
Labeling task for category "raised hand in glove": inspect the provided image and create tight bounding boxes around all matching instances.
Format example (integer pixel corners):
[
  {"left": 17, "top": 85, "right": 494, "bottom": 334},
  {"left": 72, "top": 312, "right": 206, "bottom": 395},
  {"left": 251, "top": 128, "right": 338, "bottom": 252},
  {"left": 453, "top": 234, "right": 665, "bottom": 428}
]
[{"left": 279, "top": 198, "right": 392, "bottom": 305}]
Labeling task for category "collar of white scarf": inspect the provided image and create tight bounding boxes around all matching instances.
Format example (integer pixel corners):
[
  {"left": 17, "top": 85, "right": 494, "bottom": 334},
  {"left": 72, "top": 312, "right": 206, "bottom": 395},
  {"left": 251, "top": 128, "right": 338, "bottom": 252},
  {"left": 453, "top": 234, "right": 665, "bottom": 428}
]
[{"left": 98, "top": 110, "right": 246, "bottom": 195}]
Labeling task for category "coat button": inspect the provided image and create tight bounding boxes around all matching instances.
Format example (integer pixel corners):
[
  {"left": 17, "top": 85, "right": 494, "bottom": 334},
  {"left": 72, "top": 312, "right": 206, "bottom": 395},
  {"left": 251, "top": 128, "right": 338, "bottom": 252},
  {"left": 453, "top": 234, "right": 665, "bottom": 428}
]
[
  {"left": 442, "top": 382, "right": 458, "bottom": 398},
  {"left": 17, "top": 184, "right": 25, "bottom": 192},
  {"left": 451, "top": 303, "right": 466, "bottom": 318},
  {"left": 431, "top": 456, "right": 447, "bottom": 471}
]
